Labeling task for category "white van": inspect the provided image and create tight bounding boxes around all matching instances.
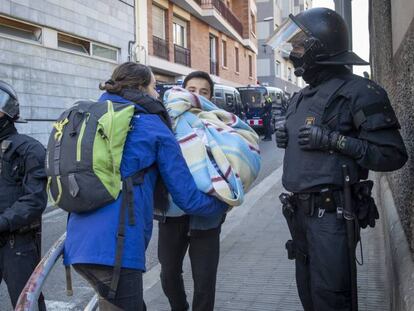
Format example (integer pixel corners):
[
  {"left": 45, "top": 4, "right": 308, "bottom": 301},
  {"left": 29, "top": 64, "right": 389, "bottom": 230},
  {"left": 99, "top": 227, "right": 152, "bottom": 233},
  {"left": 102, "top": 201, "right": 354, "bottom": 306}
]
[{"left": 212, "top": 84, "right": 244, "bottom": 119}]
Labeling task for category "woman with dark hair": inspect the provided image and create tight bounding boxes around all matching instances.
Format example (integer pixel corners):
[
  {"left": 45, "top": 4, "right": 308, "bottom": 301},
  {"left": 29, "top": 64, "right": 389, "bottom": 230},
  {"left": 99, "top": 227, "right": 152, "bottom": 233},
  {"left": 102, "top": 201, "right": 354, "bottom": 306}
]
[{"left": 63, "top": 62, "right": 227, "bottom": 311}]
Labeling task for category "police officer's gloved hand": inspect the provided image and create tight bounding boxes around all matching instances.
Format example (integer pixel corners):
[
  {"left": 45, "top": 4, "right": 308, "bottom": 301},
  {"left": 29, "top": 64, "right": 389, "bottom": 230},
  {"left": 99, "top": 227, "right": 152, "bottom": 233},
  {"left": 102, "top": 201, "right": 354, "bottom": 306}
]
[
  {"left": 298, "top": 125, "right": 365, "bottom": 159},
  {"left": 298, "top": 125, "right": 334, "bottom": 150},
  {"left": 0, "top": 217, "right": 9, "bottom": 233},
  {"left": 275, "top": 124, "right": 288, "bottom": 148},
  {"left": 358, "top": 197, "right": 379, "bottom": 228}
]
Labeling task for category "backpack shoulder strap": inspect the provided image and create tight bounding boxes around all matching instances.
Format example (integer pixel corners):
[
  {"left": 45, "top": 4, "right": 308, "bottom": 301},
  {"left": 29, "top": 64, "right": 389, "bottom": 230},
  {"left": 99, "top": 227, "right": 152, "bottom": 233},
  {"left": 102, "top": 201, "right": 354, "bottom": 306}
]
[{"left": 107, "top": 163, "right": 157, "bottom": 299}]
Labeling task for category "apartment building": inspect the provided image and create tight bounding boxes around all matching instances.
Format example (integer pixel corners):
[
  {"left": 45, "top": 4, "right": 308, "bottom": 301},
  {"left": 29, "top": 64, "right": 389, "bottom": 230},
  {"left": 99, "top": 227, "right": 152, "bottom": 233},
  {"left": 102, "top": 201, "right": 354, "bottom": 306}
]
[
  {"left": 143, "top": 0, "right": 258, "bottom": 86},
  {"left": 0, "top": 0, "right": 135, "bottom": 144},
  {"left": 256, "top": 0, "right": 311, "bottom": 96}
]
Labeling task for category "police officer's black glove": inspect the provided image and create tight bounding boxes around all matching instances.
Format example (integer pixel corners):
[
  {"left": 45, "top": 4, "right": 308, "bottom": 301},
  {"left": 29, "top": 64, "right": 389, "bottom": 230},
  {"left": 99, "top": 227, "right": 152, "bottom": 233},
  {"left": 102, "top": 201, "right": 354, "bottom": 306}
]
[
  {"left": 353, "top": 181, "right": 379, "bottom": 229},
  {"left": 0, "top": 217, "right": 9, "bottom": 233},
  {"left": 298, "top": 125, "right": 337, "bottom": 150},
  {"left": 356, "top": 197, "right": 379, "bottom": 228},
  {"left": 298, "top": 125, "right": 364, "bottom": 159},
  {"left": 275, "top": 124, "right": 288, "bottom": 148}
]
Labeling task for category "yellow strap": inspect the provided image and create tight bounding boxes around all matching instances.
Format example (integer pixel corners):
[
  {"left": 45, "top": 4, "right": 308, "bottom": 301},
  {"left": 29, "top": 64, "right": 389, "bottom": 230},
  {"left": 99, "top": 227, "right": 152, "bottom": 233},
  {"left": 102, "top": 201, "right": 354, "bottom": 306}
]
[
  {"left": 53, "top": 118, "right": 69, "bottom": 142},
  {"left": 47, "top": 176, "right": 63, "bottom": 206}
]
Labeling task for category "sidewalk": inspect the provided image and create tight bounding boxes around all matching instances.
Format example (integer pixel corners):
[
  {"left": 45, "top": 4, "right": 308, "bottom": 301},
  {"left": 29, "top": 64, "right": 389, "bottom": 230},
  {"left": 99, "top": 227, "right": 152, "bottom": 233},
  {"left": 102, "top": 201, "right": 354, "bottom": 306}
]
[{"left": 144, "top": 168, "right": 388, "bottom": 311}]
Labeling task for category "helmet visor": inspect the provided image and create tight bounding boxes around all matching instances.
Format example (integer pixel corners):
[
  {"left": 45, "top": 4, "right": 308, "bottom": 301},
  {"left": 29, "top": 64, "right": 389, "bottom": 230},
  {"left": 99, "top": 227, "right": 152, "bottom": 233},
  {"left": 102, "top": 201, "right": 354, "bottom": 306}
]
[
  {"left": 0, "top": 89, "right": 11, "bottom": 109},
  {"left": 0, "top": 89, "right": 19, "bottom": 119},
  {"left": 266, "top": 17, "right": 309, "bottom": 57}
]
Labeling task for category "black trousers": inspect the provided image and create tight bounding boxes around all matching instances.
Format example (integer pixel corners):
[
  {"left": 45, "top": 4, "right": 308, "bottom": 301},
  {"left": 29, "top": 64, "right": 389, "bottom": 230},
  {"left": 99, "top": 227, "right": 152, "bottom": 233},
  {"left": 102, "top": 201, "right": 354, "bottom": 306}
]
[
  {"left": 158, "top": 218, "right": 220, "bottom": 311},
  {"left": 263, "top": 115, "right": 272, "bottom": 139},
  {"left": 0, "top": 233, "right": 46, "bottom": 310},
  {"left": 292, "top": 205, "right": 352, "bottom": 311},
  {"left": 74, "top": 264, "right": 146, "bottom": 311}
]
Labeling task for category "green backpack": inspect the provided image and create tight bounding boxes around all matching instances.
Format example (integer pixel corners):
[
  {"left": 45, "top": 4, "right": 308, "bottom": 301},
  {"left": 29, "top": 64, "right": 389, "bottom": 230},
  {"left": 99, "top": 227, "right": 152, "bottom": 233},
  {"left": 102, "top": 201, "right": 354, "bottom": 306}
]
[{"left": 45, "top": 100, "right": 135, "bottom": 213}]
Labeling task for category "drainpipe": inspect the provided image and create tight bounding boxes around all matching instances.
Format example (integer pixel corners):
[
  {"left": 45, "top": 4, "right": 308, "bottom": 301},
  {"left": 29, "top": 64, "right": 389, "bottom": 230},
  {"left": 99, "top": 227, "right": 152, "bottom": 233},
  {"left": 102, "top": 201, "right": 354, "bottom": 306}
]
[
  {"left": 132, "top": 0, "right": 148, "bottom": 64},
  {"left": 334, "top": 0, "right": 352, "bottom": 71},
  {"left": 334, "top": 0, "right": 352, "bottom": 51}
]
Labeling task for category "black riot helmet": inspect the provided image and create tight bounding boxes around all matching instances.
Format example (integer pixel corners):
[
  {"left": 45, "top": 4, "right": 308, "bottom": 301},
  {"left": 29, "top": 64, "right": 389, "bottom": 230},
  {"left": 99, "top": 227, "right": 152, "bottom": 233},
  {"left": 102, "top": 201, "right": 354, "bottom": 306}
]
[
  {"left": 267, "top": 7, "right": 368, "bottom": 76},
  {"left": 0, "top": 80, "right": 26, "bottom": 122}
]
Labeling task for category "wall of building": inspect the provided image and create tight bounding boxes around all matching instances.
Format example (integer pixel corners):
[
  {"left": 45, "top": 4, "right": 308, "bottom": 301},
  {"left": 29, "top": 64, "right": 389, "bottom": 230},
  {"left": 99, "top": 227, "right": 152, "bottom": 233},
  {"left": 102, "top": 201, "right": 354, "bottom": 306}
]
[
  {"left": 0, "top": 0, "right": 135, "bottom": 144},
  {"left": 369, "top": 0, "right": 414, "bottom": 254},
  {"left": 256, "top": 0, "right": 302, "bottom": 94},
  {"left": 148, "top": 0, "right": 257, "bottom": 86}
]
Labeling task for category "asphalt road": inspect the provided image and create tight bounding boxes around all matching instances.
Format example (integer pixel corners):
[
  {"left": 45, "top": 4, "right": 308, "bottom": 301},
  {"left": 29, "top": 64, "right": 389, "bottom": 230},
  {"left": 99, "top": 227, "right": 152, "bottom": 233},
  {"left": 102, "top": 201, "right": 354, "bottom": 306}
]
[{"left": 0, "top": 135, "right": 284, "bottom": 311}]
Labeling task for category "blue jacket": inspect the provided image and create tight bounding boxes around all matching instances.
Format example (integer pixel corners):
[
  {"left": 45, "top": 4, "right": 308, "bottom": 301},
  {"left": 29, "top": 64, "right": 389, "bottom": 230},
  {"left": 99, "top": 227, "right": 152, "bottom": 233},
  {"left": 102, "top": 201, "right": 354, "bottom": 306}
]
[{"left": 64, "top": 93, "right": 227, "bottom": 271}]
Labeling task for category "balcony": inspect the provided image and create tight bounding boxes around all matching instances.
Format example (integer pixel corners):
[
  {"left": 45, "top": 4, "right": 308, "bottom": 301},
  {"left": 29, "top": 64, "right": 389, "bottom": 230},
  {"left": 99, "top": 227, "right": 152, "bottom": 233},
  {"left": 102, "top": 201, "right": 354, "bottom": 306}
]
[
  {"left": 153, "top": 36, "right": 169, "bottom": 60},
  {"left": 195, "top": 0, "right": 243, "bottom": 36},
  {"left": 210, "top": 60, "right": 218, "bottom": 75},
  {"left": 174, "top": 45, "right": 191, "bottom": 67}
]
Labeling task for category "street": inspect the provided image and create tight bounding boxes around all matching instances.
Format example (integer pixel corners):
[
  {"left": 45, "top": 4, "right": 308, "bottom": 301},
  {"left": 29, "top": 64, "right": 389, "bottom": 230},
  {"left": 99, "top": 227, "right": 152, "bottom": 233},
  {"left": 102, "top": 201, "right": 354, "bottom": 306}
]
[{"left": 0, "top": 136, "right": 284, "bottom": 311}]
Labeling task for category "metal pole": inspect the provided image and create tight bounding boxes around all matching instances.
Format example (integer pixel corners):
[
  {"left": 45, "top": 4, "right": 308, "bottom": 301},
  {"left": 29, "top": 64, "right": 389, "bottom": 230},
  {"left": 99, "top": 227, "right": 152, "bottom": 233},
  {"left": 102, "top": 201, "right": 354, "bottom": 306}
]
[
  {"left": 15, "top": 233, "right": 66, "bottom": 311},
  {"left": 334, "top": 0, "right": 353, "bottom": 50}
]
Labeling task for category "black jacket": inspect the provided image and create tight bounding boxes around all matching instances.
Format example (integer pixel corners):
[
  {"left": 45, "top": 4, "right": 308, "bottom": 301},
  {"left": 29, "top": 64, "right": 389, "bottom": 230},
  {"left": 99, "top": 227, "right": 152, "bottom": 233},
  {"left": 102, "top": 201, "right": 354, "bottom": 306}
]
[
  {"left": 0, "top": 131, "right": 47, "bottom": 232},
  {"left": 283, "top": 69, "right": 407, "bottom": 192}
]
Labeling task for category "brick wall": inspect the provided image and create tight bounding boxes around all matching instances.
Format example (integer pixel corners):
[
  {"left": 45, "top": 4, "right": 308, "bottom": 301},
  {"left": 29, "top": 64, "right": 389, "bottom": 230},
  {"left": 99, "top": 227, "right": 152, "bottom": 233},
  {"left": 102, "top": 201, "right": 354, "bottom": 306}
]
[
  {"left": 0, "top": 0, "right": 134, "bottom": 144},
  {"left": 189, "top": 17, "right": 210, "bottom": 73},
  {"left": 370, "top": 0, "right": 414, "bottom": 254},
  {"left": 189, "top": 17, "right": 256, "bottom": 85},
  {"left": 232, "top": 1, "right": 250, "bottom": 39}
]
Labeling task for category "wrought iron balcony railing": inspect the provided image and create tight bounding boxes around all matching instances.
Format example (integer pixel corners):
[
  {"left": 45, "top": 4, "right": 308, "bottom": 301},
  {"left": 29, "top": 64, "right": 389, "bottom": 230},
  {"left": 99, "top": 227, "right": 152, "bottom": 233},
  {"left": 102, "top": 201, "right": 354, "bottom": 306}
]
[
  {"left": 174, "top": 44, "right": 191, "bottom": 67},
  {"left": 195, "top": 0, "right": 243, "bottom": 36},
  {"left": 153, "top": 36, "right": 169, "bottom": 60}
]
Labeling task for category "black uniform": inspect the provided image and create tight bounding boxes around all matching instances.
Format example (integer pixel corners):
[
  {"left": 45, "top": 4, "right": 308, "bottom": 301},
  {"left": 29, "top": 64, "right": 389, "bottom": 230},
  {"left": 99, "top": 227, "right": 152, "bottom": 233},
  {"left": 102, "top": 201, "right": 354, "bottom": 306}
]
[
  {"left": 0, "top": 123, "right": 47, "bottom": 310},
  {"left": 270, "top": 7, "right": 408, "bottom": 310},
  {"left": 262, "top": 97, "right": 273, "bottom": 141},
  {"left": 281, "top": 68, "right": 407, "bottom": 311}
]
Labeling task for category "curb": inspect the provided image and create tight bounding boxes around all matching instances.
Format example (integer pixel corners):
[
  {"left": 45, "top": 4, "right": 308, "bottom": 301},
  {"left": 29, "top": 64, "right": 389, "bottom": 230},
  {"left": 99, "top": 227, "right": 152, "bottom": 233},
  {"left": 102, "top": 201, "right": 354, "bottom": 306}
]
[{"left": 374, "top": 172, "right": 414, "bottom": 311}]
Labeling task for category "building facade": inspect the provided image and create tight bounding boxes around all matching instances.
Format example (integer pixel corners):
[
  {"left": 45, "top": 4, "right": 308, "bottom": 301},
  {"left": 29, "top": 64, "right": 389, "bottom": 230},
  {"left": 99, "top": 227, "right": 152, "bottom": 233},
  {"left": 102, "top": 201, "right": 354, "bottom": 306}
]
[
  {"left": 0, "top": 0, "right": 135, "bottom": 144},
  {"left": 256, "top": 0, "right": 311, "bottom": 96},
  {"left": 142, "top": 0, "right": 258, "bottom": 86},
  {"left": 369, "top": 0, "right": 414, "bottom": 309}
]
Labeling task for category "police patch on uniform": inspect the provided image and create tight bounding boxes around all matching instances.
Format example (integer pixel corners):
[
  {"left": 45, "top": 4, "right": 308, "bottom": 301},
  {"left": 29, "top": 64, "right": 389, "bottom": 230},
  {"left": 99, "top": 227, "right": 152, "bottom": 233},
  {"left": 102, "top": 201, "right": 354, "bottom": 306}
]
[{"left": 305, "top": 117, "right": 315, "bottom": 125}]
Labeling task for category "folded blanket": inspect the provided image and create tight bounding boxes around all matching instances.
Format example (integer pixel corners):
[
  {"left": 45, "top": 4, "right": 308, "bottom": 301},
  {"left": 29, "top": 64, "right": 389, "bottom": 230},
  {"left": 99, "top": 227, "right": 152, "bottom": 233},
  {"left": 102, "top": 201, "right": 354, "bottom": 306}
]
[{"left": 164, "top": 87, "right": 261, "bottom": 206}]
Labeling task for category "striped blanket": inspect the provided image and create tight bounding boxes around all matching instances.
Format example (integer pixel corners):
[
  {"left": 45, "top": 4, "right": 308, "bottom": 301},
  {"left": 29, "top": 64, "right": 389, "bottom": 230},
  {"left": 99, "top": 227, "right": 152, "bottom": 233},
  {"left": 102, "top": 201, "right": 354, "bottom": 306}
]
[{"left": 164, "top": 87, "right": 261, "bottom": 207}]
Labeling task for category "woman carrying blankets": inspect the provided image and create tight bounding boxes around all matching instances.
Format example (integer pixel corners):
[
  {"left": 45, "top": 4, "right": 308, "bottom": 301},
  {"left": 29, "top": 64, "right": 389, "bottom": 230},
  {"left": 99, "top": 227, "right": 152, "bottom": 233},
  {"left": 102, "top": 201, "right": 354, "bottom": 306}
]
[
  {"left": 64, "top": 64, "right": 228, "bottom": 310},
  {"left": 155, "top": 71, "right": 261, "bottom": 311}
]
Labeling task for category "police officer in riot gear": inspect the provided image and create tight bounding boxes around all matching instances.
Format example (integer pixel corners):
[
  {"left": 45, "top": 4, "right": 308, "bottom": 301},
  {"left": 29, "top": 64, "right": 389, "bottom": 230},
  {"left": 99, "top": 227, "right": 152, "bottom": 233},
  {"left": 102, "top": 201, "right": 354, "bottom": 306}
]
[
  {"left": 269, "top": 8, "right": 408, "bottom": 311},
  {"left": 0, "top": 81, "right": 47, "bottom": 310}
]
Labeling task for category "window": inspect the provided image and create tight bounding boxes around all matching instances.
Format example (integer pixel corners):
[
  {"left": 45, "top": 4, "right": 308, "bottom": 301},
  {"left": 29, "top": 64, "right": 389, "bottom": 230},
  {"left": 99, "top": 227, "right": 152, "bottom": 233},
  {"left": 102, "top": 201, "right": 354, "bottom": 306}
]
[
  {"left": 222, "top": 40, "right": 227, "bottom": 68},
  {"left": 248, "top": 55, "right": 253, "bottom": 78},
  {"left": 92, "top": 43, "right": 118, "bottom": 61},
  {"left": 288, "top": 67, "right": 292, "bottom": 81},
  {"left": 58, "top": 33, "right": 118, "bottom": 61},
  {"left": 210, "top": 35, "right": 218, "bottom": 75},
  {"left": 235, "top": 47, "right": 239, "bottom": 73},
  {"left": 152, "top": 5, "right": 166, "bottom": 40},
  {"left": 58, "top": 33, "right": 90, "bottom": 54},
  {"left": 275, "top": 61, "right": 281, "bottom": 77},
  {"left": 173, "top": 16, "right": 187, "bottom": 47},
  {"left": 0, "top": 15, "right": 41, "bottom": 42},
  {"left": 250, "top": 13, "right": 256, "bottom": 35},
  {"left": 214, "top": 89, "right": 223, "bottom": 98}
]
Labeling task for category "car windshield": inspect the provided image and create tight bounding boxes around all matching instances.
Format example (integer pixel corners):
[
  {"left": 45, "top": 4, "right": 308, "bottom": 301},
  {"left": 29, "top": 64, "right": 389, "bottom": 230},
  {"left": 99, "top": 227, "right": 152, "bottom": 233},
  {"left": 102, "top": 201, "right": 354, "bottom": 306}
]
[{"left": 238, "top": 87, "right": 267, "bottom": 108}]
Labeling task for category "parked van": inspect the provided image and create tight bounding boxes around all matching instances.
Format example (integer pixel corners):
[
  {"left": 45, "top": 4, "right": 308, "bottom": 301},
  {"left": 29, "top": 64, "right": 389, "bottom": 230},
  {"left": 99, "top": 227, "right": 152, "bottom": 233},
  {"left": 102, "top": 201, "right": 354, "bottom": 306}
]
[
  {"left": 212, "top": 84, "right": 244, "bottom": 119},
  {"left": 237, "top": 85, "right": 288, "bottom": 133},
  {"left": 156, "top": 82, "right": 181, "bottom": 102}
]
